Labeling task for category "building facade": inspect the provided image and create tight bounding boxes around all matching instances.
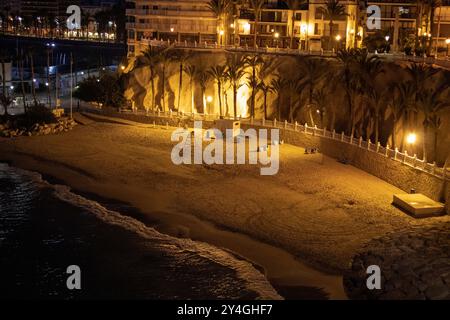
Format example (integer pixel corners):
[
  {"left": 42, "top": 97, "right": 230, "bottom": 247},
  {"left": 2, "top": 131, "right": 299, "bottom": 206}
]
[{"left": 125, "top": 0, "right": 450, "bottom": 57}]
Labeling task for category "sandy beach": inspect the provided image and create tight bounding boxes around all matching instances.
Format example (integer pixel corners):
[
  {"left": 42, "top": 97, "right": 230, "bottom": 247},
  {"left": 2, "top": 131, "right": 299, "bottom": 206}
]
[{"left": 1, "top": 115, "right": 449, "bottom": 299}]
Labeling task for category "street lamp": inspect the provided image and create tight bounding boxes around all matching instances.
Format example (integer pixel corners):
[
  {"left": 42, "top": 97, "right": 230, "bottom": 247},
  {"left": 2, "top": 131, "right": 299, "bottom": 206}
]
[
  {"left": 385, "top": 35, "right": 390, "bottom": 53},
  {"left": 446, "top": 38, "right": 450, "bottom": 57},
  {"left": 406, "top": 133, "right": 417, "bottom": 145}
]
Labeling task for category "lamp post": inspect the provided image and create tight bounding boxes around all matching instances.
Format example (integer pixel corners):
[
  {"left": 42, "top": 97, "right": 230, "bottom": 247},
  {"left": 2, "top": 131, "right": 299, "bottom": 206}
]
[
  {"left": 385, "top": 35, "right": 390, "bottom": 53},
  {"left": 335, "top": 35, "right": 341, "bottom": 51},
  {"left": 274, "top": 32, "right": 279, "bottom": 48},
  {"left": 446, "top": 38, "right": 450, "bottom": 57}
]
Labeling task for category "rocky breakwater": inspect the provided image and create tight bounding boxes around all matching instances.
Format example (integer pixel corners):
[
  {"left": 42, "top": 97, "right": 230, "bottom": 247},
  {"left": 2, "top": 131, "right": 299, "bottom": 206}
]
[
  {"left": 0, "top": 118, "right": 77, "bottom": 138},
  {"left": 344, "top": 222, "right": 450, "bottom": 300}
]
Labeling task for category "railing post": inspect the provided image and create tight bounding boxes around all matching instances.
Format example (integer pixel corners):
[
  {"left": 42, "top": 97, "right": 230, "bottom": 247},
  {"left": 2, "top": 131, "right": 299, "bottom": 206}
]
[
  {"left": 284, "top": 120, "right": 287, "bottom": 129},
  {"left": 385, "top": 145, "right": 389, "bottom": 157},
  {"left": 350, "top": 134, "right": 353, "bottom": 144},
  {"left": 332, "top": 129, "right": 335, "bottom": 139},
  {"left": 403, "top": 150, "right": 408, "bottom": 163},
  {"left": 294, "top": 121, "right": 298, "bottom": 131},
  {"left": 394, "top": 147, "right": 398, "bottom": 160},
  {"left": 413, "top": 154, "right": 417, "bottom": 167},
  {"left": 304, "top": 123, "right": 308, "bottom": 133},
  {"left": 358, "top": 136, "right": 362, "bottom": 147},
  {"left": 274, "top": 118, "right": 277, "bottom": 128},
  {"left": 341, "top": 131, "right": 344, "bottom": 142},
  {"left": 376, "top": 142, "right": 380, "bottom": 153},
  {"left": 367, "top": 139, "right": 371, "bottom": 150},
  {"left": 313, "top": 125, "right": 317, "bottom": 136},
  {"left": 153, "top": 121, "right": 156, "bottom": 128}
]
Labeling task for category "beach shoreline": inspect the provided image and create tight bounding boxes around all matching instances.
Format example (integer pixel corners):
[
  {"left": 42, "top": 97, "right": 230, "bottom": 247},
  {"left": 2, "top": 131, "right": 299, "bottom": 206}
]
[{"left": 1, "top": 118, "right": 448, "bottom": 299}]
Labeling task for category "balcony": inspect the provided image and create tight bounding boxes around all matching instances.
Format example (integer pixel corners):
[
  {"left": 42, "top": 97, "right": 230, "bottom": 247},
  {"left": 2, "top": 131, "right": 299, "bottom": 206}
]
[{"left": 126, "top": 8, "right": 215, "bottom": 18}]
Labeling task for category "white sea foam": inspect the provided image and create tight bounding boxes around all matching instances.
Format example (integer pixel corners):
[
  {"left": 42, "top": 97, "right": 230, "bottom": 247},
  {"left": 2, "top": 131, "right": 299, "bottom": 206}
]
[{"left": 1, "top": 163, "right": 282, "bottom": 300}]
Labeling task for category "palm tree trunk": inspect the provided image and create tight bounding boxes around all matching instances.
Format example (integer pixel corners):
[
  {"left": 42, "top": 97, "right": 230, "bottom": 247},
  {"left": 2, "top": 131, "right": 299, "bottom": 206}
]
[
  {"left": 161, "top": 66, "right": 166, "bottom": 112},
  {"left": 190, "top": 79, "right": 194, "bottom": 113},
  {"left": 177, "top": 63, "right": 183, "bottom": 111},
  {"left": 1, "top": 61, "right": 6, "bottom": 96},
  {"left": 233, "top": 84, "right": 237, "bottom": 118},
  {"left": 374, "top": 113, "right": 379, "bottom": 144},
  {"left": 433, "top": 128, "right": 438, "bottom": 162},
  {"left": 217, "top": 82, "right": 222, "bottom": 117},
  {"left": 263, "top": 92, "right": 267, "bottom": 120},
  {"left": 30, "top": 54, "right": 37, "bottom": 106},
  {"left": 329, "top": 21, "right": 334, "bottom": 50},
  {"left": 277, "top": 94, "right": 281, "bottom": 120},
  {"left": 423, "top": 124, "right": 428, "bottom": 162},
  {"left": 19, "top": 57, "right": 27, "bottom": 112},
  {"left": 150, "top": 66, "right": 155, "bottom": 110}
]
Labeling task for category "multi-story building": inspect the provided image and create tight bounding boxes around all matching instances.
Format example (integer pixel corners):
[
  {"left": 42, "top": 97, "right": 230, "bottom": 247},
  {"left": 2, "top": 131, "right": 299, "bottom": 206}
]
[
  {"left": 126, "top": 0, "right": 217, "bottom": 56},
  {"left": 125, "top": 0, "right": 450, "bottom": 56}
]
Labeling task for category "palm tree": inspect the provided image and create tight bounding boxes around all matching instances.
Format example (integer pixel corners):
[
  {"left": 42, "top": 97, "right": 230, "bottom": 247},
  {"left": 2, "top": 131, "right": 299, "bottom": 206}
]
[
  {"left": 46, "top": 48, "right": 53, "bottom": 108},
  {"left": 336, "top": 48, "right": 358, "bottom": 134},
  {"left": 270, "top": 76, "right": 285, "bottom": 121},
  {"left": 417, "top": 89, "right": 450, "bottom": 162},
  {"left": 244, "top": 53, "right": 263, "bottom": 118},
  {"left": 258, "top": 80, "right": 271, "bottom": 120},
  {"left": 366, "top": 85, "right": 388, "bottom": 144},
  {"left": 0, "top": 49, "right": 8, "bottom": 96},
  {"left": 405, "top": 62, "right": 439, "bottom": 129},
  {"left": 312, "top": 87, "right": 330, "bottom": 130},
  {"left": 226, "top": 53, "right": 246, "bottom": 118},
  {"left": 173, "top": 50, "right": 191, "bottom": 111},
  {"left": 17, "top": 50, "right": 27, "bottom": 111},
  {"left": 158, "top": 47, "right": 174, "bottom": 112},
  {"left": 388, "top": 82, "right": 414, "bottom": 150},
  {"left": 197, "top": 70, "right": 210, "bottom": 113},
  {"left": 184, "top": 64, "right": 197, "bottom": 113},
  {"left": 286, "top": 0, "right": 306, "bottom": 48},
  {"left": 286, "top": 79, "right": 304, "bottom": 123},
  {"left": 208, "top": 65, "right": 227, "bottom": 117},
  {"left": 134, "top": 46, "right": 164, "bottom": 111},
  {"left": 249, "top": 0, "right": 265, "bottom": 48},
  {"left": 297, "top": 57, "right": 329, "bottom": 126},
  {"left": 317, "top": 0, "right": 348, "bottom": 50},
  {"left": 207, "top": 0, "right": 232, "bottom": 45}
]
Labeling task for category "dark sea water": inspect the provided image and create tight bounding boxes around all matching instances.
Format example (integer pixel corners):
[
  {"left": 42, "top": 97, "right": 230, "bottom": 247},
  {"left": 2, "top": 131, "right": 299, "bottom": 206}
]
[{"left": 0, "top": 163, "right": 281, "bottom": 300}]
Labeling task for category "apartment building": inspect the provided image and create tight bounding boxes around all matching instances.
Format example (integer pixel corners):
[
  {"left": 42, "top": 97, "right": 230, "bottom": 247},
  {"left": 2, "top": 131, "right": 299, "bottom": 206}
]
[
  {"left": 126, "top": 0, "right": 450, "bottom": 56},
  {"left": 126, "top": 0, "right": 217, "bottom": 55}
]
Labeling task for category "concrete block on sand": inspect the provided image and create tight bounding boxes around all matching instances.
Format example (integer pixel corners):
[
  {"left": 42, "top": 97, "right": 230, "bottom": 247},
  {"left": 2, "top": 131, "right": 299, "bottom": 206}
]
[{"left": 393, "top": 193, "right": 445, "bottom": 218}]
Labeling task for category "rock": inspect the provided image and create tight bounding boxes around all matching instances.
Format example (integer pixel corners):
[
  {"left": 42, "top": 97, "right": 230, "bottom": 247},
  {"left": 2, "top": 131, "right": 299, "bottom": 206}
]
[{"left": 425, "top": 284, "right": 449, "bottom": 300}]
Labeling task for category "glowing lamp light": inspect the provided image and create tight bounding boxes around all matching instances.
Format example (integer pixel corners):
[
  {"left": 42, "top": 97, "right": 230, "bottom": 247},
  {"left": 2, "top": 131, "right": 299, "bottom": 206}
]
[
  {"left": 243, "top": 22, "right": 250, "bottom": 34},
  {"left": 406, "top": 133, "right": 417, "bottom": 144},
  {"left": 230, "top": 23, "right": 235, "bottom": 28},
  {"left": 206, "top": 96, "right": 213, "bottom": 103},
  {"left": 219, "top": 30, "right": 224, "bottom": 36},
  {"left": 121, "top": 65, "right": 126, "bottom": 70},
  {"left": 446, "top": 38, "right": 450, "bottom": 44},
  {"left": 385, "top": 35, "right": 390, "bottom": 42},
  {"left": 170, "top": 27, "right": 174, "bottom": 32},
  {"left": 335, "top": 35, "right": 341, "bottom": 41},
  {"left": 10, "top": 85, "right": 14, "bottom": 90},
  {"left": 274, "top": 32, "right": 279, "bottom": 38}
]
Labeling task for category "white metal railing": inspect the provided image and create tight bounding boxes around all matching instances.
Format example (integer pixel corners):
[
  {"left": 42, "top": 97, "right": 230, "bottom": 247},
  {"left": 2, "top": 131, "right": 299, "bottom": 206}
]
[{"left": 118, "top": 108, "right": 448, "bottom": 180}]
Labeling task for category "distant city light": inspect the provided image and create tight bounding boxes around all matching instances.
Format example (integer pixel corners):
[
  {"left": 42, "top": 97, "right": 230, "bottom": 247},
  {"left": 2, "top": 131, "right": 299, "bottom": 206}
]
[
  {"left": 121, "top": 65, "right": 125, "bottom": 70},
  {"left": 385, "top": 35, "right": 390, "bottom": 41},
  {"left": 10, "top": 86, "right": 14, "bottom": 90},
  {"left": 406, "top": 133, "right": 417, "bottom": 145},
  {"left": 45, "top": 82, "right": 49, "bottom": 86}
]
